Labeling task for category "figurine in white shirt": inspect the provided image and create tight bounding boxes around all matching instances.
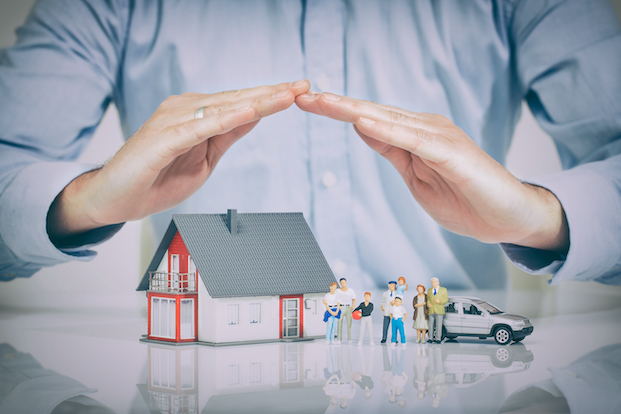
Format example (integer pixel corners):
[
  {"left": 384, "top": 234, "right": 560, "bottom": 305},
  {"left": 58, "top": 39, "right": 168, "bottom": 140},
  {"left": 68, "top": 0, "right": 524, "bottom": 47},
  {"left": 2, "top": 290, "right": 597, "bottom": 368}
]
[{"left": 336, "top": 278, "right": 356, "bottom": 343}]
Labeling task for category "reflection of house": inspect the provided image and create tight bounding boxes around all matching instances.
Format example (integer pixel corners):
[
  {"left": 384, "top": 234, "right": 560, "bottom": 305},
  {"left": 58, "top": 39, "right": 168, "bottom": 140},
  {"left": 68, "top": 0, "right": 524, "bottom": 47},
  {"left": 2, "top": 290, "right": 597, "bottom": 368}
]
[
  {"left": 137, "top": 345, "right": 199, "bottom": 414},
  {"left": 137, "top": 210, "right": 337, "bottom": 345}
]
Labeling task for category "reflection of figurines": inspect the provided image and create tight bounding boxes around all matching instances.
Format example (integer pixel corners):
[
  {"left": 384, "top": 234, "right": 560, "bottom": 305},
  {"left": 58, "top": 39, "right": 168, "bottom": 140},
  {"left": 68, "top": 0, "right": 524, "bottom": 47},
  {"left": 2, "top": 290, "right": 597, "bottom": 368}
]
[
  {"left": 413, "top": 344, "right": 429, "bottom": 399},
  {"left": 353, "top": 345, "right": 374, "bottom": 399},
  {"left": 389, "top": 346, "right": 408, "bottom": 406},
  {"left": 0, "top": 343, "right": 111, "bottom": 414}
]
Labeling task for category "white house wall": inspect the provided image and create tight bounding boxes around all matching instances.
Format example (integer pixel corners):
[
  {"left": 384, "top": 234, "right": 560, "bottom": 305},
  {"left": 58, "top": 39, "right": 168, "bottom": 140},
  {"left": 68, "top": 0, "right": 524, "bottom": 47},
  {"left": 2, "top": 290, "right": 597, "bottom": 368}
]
[
  {"left": 198, "top": 281, "right": 218, "bottom": 343},
  {"left": 156, "top": 249, "right": 168, "bottom": 273},
  {"left": 303, "top": 293, "right": 326, "bottom": 337},
  {"left": 213, "top": 296, "right": 280, "bottom": 343}
]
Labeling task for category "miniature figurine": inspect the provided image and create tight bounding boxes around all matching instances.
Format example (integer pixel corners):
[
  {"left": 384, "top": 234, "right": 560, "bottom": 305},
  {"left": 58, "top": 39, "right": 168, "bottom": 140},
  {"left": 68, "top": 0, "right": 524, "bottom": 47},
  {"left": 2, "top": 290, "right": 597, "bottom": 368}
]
[
  {"left": 390, "top": 296, "right": 408, "bottom": 346},
  {"left": 354, "top": 292, "right": 374, "bottom": 346},
  {"left": 396, "top": 277, "right": 409, "bottom": 296},
  {"left": 323, "top": 282, "right": 342, "bottom": 344},
  {"left": 336, "top": 278, "right": 357, "bottom": 343},
  {"left": 380, "top": 281, "right": 397, "bottom": 344},
  {"left": 412, "top": 284, "right": 429, "bottom": 343},
  {"left": 427, "top": 277, "right": 448, "bottom": 343}
]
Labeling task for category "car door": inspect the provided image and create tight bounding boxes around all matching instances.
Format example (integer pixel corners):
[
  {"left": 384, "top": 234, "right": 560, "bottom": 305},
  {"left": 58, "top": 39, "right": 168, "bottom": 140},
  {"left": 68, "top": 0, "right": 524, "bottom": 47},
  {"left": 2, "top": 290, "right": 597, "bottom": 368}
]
[
  {"left": 460, "top": 302, "right": 490, "bottom": 335},
  {"left": 443, "top": 301, "right": 462, "bottom": 334}
]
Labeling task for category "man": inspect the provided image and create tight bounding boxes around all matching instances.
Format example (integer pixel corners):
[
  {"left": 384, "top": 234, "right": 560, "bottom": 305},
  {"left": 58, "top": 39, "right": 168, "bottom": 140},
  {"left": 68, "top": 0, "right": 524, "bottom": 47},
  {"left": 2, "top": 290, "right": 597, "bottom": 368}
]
[
  {"left": 1, "top": 1, "right": 620, "bottom": 293},
  {"left": 336, "top": 278, "right": 356, "bottom": 343},
  {"left": 380, "top": 281, "right": 397, "bottom": 344},
  {"left": 427, "top": 278, "right": 448, "bottom": 343}
]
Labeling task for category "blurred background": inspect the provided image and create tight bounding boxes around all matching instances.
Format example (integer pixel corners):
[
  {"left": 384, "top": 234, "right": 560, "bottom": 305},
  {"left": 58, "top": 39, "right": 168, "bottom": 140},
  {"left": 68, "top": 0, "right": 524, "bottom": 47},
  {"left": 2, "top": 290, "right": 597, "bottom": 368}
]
[{"left": 1, "top": 0, "right": 620, "bottom": 318}]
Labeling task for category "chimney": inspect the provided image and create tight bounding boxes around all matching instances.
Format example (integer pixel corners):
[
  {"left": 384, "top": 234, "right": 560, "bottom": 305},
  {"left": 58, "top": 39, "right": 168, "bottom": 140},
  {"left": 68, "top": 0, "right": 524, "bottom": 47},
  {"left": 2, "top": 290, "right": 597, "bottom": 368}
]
[{"left": 227, "top": 209, "right": 237, "bottom": 235}]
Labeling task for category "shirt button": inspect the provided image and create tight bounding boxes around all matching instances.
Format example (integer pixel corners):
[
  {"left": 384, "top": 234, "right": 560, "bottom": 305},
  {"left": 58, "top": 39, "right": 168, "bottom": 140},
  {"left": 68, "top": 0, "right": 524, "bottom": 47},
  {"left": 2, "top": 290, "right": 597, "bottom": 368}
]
[
  {"left": 321, "top": 171, "right": 338, "bottom": 188},
  {"left": 316, "top": 73, "right": 331, "bottom": 92},
  {"left": 332, "top": 259, "right": 347, "bottom": 276}
]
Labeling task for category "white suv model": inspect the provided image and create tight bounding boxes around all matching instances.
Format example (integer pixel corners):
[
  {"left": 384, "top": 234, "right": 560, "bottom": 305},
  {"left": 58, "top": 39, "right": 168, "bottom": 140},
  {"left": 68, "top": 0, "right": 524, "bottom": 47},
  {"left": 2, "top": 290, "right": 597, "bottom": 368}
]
[{"left": 441, "top": 296, "right": 533, "bottom": 345}]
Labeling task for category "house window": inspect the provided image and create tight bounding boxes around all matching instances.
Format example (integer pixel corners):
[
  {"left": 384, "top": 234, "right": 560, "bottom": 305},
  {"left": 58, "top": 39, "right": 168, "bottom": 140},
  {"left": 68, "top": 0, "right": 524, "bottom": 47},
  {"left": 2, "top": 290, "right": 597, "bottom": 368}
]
[
  {"left": 151, "top": 297, "right": 176, "bottom": 339},
  {"left": 180, "top": 299, "right": 195, "bottom": 339},
  {"left": 228, "top": 364, "right": 240, "bottom": 385},
  {"left": 249, "top": 362, "right": 262, "bottom": 383},
  {"left": 249, "top": 303, "right": 261, "bottom": 324},
  {"left": 228, "top": 304, "right": 239, "bottom": 326},
  {"left": 305, "top": 299, "right": 317, "bottom": 315}
]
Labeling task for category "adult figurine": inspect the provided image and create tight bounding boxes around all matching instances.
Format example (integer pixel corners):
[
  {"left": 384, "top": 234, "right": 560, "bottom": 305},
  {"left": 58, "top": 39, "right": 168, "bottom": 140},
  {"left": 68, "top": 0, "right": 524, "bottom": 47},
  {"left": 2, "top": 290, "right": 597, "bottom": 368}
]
[
  {"left": 390, "top": 296, "right": 408, "bottom": 346},
  {"left": 354, "top": 291, "right": 374, "bottom": 346},
  {"left": 380, "top": 281, "right": 397, "bottom": 344},
  {"left": 336, "top": 278, "right": 356, "bottom": 343},
  {"left": 323, "top": 282, "right": 341, "bottom": 345},
  {"left": 427, "top": 278, "right": 448, "bottom": 343},
  {"left": 412, "top": 284, "right": 429, "bottom": 343}
]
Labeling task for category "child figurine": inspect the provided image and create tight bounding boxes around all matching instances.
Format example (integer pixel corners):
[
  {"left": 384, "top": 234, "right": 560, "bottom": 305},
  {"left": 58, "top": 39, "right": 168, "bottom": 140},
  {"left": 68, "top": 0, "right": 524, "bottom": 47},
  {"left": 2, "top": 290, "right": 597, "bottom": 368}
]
[
  {"left": 323, "top": 282, "right": 341, "bottom": 344},
  {"left": 412, "top": 284, "right": 429, "bottom": 343},
  {"left": 396, "top": 277, "right": 409, "bottom": 296},
  {"left": 354, "top": 292, "right": 374, "bottom": 346},
  {"left": 390, "top": 296, "right": 408, "bottom": 346},
  {"left": 391, "top": 277, "right": 409, "bottom": 305}
]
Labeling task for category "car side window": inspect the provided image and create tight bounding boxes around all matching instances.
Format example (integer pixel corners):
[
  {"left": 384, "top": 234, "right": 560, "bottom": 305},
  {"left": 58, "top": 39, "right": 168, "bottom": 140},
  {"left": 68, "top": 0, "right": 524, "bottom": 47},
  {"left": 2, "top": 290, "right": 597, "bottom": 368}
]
[
  {"left": 445, "top": 302, "right": 457, "bottom": 313},
  {"left": 462, "top": 304, "right": 482, "bottom": 315}
]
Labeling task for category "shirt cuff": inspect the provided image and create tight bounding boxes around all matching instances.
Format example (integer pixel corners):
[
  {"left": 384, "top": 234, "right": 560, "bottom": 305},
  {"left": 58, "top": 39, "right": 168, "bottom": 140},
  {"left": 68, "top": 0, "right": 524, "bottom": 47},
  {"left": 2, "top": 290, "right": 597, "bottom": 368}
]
[
  {"left": 501, "top": 159, "right": 621, "bottom": 285},
  {"left": 0, "top": 162, "right": 123, "bottom": 278}
]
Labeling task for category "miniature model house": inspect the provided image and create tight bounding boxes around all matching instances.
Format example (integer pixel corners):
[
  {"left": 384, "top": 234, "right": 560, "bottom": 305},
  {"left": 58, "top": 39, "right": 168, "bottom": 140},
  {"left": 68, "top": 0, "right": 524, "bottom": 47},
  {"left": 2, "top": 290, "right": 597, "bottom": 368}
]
[{"left": 137, "top": 210, "right": 337, "bottom": 345}]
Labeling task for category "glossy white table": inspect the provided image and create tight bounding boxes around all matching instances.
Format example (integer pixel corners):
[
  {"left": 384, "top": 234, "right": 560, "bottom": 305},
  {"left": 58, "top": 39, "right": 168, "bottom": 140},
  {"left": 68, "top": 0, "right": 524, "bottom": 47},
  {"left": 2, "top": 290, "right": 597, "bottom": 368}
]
[{"left": 1, "top": 289, "right": 620, "bottom": 414}]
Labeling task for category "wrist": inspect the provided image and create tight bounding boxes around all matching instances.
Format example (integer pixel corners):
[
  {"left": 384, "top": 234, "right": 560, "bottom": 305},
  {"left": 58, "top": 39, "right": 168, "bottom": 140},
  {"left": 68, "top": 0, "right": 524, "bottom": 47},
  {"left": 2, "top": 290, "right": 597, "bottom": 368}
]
[
  {"left": 510, "top": 183, "right": 569, "bottom": 254},
  {"left": 47, "top": 169, "right": 109, "bottom": 247}
]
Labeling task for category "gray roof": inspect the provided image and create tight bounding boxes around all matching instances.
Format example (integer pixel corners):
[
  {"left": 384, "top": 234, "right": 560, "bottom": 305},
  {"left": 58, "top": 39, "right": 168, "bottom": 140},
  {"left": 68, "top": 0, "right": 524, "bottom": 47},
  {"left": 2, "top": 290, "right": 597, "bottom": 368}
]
[{"left": 137, "top": 212, "right": 336, "bottom": 297}]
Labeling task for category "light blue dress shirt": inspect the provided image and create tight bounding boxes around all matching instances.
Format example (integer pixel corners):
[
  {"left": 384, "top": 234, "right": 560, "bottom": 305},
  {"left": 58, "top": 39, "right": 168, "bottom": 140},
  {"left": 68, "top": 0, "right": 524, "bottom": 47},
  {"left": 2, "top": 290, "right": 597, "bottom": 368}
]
[{"left": 0, "top": 0, "right": 620, "bottom": 288}]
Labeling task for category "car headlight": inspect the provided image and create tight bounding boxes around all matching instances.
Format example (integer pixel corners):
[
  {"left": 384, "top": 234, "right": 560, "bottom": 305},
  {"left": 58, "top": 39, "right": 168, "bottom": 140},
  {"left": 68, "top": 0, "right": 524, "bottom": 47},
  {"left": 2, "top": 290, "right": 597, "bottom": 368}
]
[{"left": 513, "top": 320, "right": 524, "bottom": 328}]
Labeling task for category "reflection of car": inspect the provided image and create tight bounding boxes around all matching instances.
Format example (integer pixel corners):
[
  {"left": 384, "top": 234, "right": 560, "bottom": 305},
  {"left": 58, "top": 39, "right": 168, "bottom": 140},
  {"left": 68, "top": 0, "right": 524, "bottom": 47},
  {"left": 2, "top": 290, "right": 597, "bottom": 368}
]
[
  {"left": 441, "top": 342, "right": 534, "bottom": 388},
  {"left": 441, "top": 297, "right": 533, "bottom": 345}
]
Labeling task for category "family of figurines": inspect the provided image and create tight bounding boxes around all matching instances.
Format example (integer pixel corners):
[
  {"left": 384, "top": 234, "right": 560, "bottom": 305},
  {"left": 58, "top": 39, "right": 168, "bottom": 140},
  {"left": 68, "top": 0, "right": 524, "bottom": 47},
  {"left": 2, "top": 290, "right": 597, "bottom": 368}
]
[{"left": 323, "top": 277, "right": 448, "bottom": 346}]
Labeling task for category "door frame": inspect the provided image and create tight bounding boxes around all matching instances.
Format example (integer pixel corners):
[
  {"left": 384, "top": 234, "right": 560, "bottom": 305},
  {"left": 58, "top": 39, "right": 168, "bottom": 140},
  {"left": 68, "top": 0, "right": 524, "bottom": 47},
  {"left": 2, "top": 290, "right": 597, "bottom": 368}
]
[{"left": 279, "top": 295, "right": 304, "bottom": 339}]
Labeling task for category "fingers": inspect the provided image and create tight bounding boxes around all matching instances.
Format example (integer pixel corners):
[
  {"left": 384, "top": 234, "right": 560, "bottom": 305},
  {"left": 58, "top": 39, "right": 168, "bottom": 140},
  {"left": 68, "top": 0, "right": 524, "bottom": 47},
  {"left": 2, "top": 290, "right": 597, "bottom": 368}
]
[
  {"left": 155, "top": 80, "right": 310, "bottom": 159},
  {"left": 296, "top": 92, "right": 433, "bottom": 129},
  {"left": 199, "top": 79, "right": 311, "bottom": 108}
]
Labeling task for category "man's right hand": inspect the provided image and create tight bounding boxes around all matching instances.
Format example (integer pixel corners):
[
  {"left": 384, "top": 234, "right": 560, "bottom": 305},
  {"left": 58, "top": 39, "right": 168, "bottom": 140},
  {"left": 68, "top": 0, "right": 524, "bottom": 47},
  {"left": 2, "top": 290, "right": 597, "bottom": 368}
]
[{"left": 47, "top": 80, "right": 310, "bottom": 246}]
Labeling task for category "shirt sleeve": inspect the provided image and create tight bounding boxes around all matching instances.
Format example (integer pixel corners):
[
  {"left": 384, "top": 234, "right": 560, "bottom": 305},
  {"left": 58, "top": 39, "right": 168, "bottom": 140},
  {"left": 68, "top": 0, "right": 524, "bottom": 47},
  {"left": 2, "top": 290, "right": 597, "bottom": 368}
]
[
  {"left": 0, "top": 0, "right": 129, "bottom": 280},
  {"left": 502, "top": 0, "right": 621, "bottom": 285}
]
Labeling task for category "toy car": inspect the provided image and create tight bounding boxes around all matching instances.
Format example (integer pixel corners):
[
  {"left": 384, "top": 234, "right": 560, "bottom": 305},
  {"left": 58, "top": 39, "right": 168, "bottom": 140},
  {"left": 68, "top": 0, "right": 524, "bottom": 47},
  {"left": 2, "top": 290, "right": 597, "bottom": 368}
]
[{"left": 440, "top": 296, "right": 533, "bottom": 345}]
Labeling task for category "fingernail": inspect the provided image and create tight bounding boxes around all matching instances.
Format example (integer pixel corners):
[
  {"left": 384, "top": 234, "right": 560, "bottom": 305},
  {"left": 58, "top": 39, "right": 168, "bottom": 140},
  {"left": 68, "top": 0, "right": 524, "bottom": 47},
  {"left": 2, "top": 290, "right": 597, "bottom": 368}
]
[
  {"left": 236, "top": 104, "right": 252, "bottom": 111},
  {"left": 297, "top": 92, "right": 316, "bottom": 99},
  {"left": 290, "top": 79, "right": 306, "bottom": 87},
  {"left": 323, "top": 93, "right": 341, "bottom": 102},
  {"left": 358, "top": 117, "right": 375, "bottom": 125},
  {"left": 273, "top": 90, "right": 291, "bottom": 99}
]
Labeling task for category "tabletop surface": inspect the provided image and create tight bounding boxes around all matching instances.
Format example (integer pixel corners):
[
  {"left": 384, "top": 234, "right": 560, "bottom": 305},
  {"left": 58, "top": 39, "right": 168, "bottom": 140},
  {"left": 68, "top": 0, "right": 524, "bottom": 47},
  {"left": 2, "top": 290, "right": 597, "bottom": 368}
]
[{"left": 1, "top": 289, "right": 620, "bottom": 414}]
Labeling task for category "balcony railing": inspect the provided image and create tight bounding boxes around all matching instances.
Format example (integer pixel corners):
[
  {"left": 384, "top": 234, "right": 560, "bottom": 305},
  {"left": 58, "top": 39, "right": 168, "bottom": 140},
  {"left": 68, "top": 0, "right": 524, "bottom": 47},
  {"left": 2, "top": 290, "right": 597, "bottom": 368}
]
[{"left": 149, "top": 271, "right": 197, "bottom": 293}]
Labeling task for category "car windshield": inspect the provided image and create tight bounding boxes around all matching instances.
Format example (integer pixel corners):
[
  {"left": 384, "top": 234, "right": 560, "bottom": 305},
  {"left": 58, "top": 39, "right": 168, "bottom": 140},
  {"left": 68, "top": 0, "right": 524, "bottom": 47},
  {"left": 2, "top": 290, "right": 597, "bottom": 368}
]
[{"left": 475, "top": 301, "right": 503, "bottom": 314}]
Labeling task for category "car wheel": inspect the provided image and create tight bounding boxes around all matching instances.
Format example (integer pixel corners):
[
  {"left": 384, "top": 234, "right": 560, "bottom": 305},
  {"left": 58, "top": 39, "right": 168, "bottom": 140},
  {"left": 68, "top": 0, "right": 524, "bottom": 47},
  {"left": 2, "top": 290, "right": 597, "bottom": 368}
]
[{"left": 494, "top": 327, "right": 513, "bottom": 345}]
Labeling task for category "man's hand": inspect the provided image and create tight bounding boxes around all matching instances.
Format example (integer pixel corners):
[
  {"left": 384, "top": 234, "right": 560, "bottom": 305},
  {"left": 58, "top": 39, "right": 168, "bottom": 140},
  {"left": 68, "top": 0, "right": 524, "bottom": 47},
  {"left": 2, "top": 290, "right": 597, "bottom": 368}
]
[
  {"left": 48, "top": 80, "right": 310, "bottom": 246},
  {"left": 296, "top": 92, "right": 569, "bottom": 253}
]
